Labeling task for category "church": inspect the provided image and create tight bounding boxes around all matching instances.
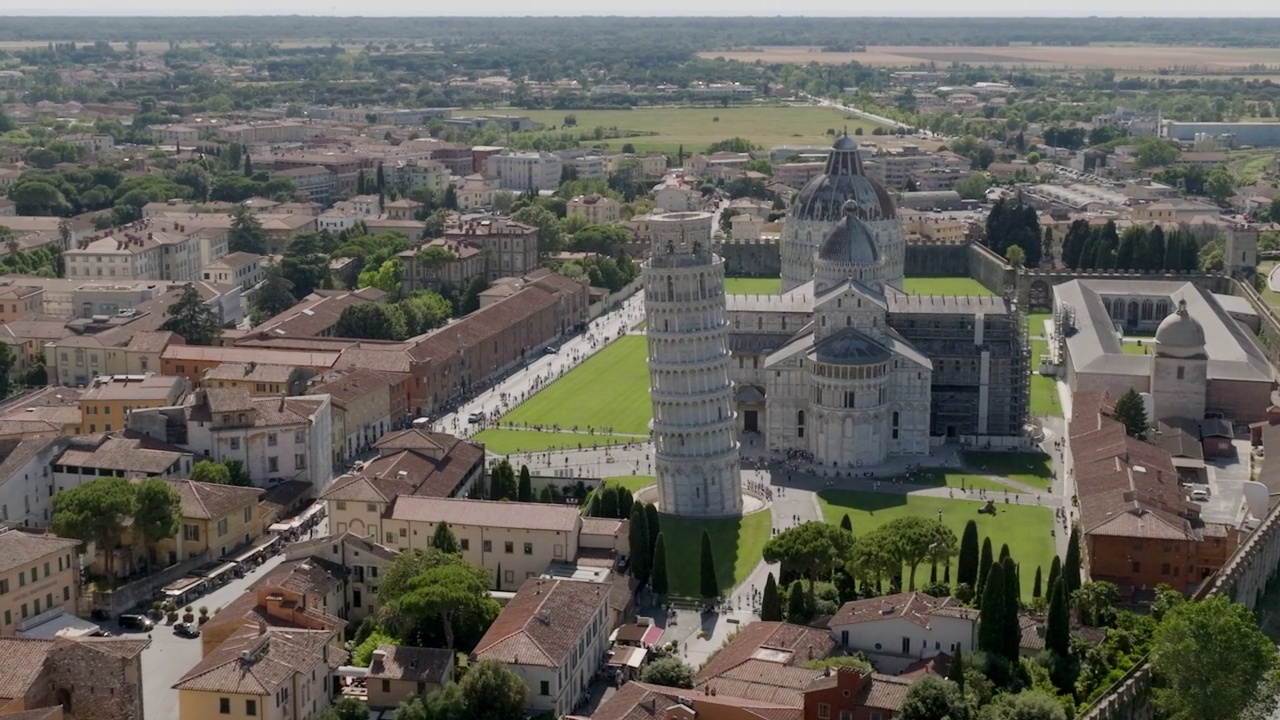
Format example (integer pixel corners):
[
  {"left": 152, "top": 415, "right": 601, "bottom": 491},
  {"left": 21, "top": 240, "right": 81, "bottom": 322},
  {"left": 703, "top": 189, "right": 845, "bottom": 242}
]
[{"left": 724, "top": 135, "right": 1030, "bottom": 467}]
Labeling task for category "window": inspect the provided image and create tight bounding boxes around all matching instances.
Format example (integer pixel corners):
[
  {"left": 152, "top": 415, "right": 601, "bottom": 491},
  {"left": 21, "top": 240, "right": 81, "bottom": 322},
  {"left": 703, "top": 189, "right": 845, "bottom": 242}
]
[
  {"left": 483, "top": 540, "right": 492, "bottom": 552},
  {"left": 504, "top": 541, "right": 514, "bottom": 554},
  {"left": 217, "top": 518, "right": 229, "bottom": 536},
  {"left": 540, "top": 681, "right": 550, "bottom": 696},
  {"left": 524, "top": 543, "right": 533, "bottom": 555},
  {"left": 3, "top": 610, "right": 8, "bottom": 626},
  {"left": 267, "top": 432, "right": 278, "bottom": 447},
  {"left": 43, "top": 562, "right": 49, "bottom": 578},
  {"left": 219, "top": 698, "right": 230, "bottom": 714},
  {"left": 1132, "top": 561, "right": 1141, "bottom": 573},
  {"left": 1162, "top": 563, "right": 1171, "bottom": 575},
  {"left": 367, "top": 503, "right": 377, "bottom": 512},
  {"left": 229, "top": 437, "right": 240, "bottom": 450},
  {"left": 18, "top": 570, "right": 24, "bottom": 587},
  {"left": 33, "top": 598, "right": 39, "bottom": 614},
  {"left": 244, "top": 506, "right": 252, "bottom": 523},
  {"left": 63, "top": 586, "right": 69, "bottom": 601},
  {"left": 354, "top": 590, "right": 362, "bottom": 608},
  {"left": 818, "top": 703, "right": 830, "bottom": 719},
  {"left": 268, "top": 457, "right": 279, "bottom": 473},
  {"left": 399, "top": 528, "right": 407, "bottom": 538},
  {"left": 295, "top": 430, "right": 304, "bottom": 444},
  {"left": 245, "top": 700, "right": 256, "bottom": 716},
  {"left": 0, "top": 579, "right": 8, "bottom": 595},
  {"left": 184, "top": 524, "right": 200, "bottom": 541},
  {"left": 336, "top": 501, "right": 347, "bottom": 511},
  {"left": 460, "top": 539, "right": 470, "bottom": 551},
  {"left": 20, "top": 604, "right": 26, "bottom": 619},
  {"left": 295, "top": 454, "right": 306, "bottom": 470}
]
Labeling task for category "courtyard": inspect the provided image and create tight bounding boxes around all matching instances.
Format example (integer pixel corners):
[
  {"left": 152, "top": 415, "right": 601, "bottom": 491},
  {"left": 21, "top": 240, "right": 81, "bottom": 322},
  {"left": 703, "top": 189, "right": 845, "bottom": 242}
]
[
  {"left": 902, "top": 276, "right": 997, "bottom": 297},
  {"left": 724, "top": 277, "right": 782, "bottom": 295}
]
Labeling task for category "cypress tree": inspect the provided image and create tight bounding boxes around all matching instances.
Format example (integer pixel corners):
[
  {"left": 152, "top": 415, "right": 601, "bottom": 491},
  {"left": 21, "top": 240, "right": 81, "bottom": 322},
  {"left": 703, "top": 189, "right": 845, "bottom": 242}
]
[
  {"left": 948, "top": 648, "right": 965, "bottom": 690},
  {"left": 243, "top": 152, "right": 253, "bottom": 177},
  {"left": 1001, "top": 556, "right": 1022, "bottom": 661},
  {"left": 431, "top": 521, "right": 458, "bottom": 554},
  {"left": 517, "top": 464, "right": 532, "bottom": 502},
  {"left": 699, "top": 530, "right": 719, "bottom": 601},
  {"left": 1032, "top": 566, "right": 1043, "bottom": 599},
  {"left": 761, "top": 572, "right": 782, "bottom": 621},
  {"left": 976, "top": 538, "right": 994, "bottom": 604},
  {"left": 840, "top": 514, "right": 853, "bottom": 533},
  {"left": 357, "top": 169, "right": 366, "bottom": 195},
  {"left": 587, "top": 493, "right": 601, "bottom": 517},
  {"left": 943, "top": 563, "right": 951, "bottom": 585},
  {"left": 786, "top": 580, "right": 808, "bottom": 623},
  {"left": 998, "top": 543, "right": 1011, "bottom": 563},
  {"left": 1047, "top": 555, "right": 1062, "bottom": 598},
  {"left": 930, "top": 563, "right": 938, "bottom": 584},
  {"left": 1064, "top": 525, "right": 1082, "bottom": 595},
  {"left": 616, "top": 487, "right": 635, "bottom": 519},
  {"left": 977, "top": 563, "right": 1006, "bottom": 655},
  {"left": 600, "top": 486, "right": 619, "bottom": 518},
  {"left": 958, "top": 520, "right": 979, "bottom": 587},
  {"left": 628, "top": 503, "right": 651, "bottom": 585},
  {"left": 1046, "top": 578, "right": 1070, "bottom": 657},
  {"left": 376, "top": 162, "right": 386, "bottom": 193},
  {"left": 538, "top": 485, "right": 553, "bottom": 503},
  {"left": 650, "top": 533, "right": 669, "bottom": 596},
  {"left": 645, "top": 503, "right": 660, "bottom": 555}
]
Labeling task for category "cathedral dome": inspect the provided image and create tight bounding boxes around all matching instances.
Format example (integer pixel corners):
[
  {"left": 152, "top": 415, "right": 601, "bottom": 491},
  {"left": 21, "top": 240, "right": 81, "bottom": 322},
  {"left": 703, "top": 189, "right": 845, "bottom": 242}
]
[
  {"left": 1155, "top": 299, "right": 1205, "bottom": 355},
  {"left": 818, "top": 202, "right": 879, "bottom": 266},
  {"left": 792, "top": 134, "right": 896, "bottom": 224}
]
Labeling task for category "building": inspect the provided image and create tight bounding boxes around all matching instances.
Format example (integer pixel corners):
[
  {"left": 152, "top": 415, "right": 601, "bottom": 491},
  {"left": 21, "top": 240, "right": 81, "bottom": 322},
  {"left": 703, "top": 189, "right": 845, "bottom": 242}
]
[
  {"left": 801, "top": 667, "right": 913, "bottom": 720},
  {"left": 202, "top": 362, "right": 308, "bottom": 397},
  {"left": 160, "top": 480, "right": 265, "bottom": 566},
  {"left": 196, "top": 561, "right": 346, "bottom": 657},
  {"left": 0, "top": 286, "right": 44, "bottom": 323},
  {"left": 64, "top": 223, "right": 204, "bottom": 283},
  {"left": 160, "top": 346, "right": 340, "bottom": 386},
  {"left": 52, "top": 433, "right": 193, "bottom": 496},
  {"left": 1162, "top": 121, "right": 1280, "bottom": 148},
  {"left": 489, "top": 152, "right": 563, "bottom": 193},
  {"left": 586, "top": 681, "right": 804, "bottom": 720},
  {"left": 828, "top": 593, "right": 978, "bottom": 673},
  {"left": 270, "top": 166, "right": 338, "bottom": 205},
  {"left": 365, "top": 645, "right": 454, "bottom": 709},
  {"left": 567, "top": 195, "right": 621, "bottom": 225},
  {"left": 173, "top": 625, "right": 344, "bottom": 720},
  {"left": 0, "top": 529, "right": 80, "bottom": 637},
  {"left": 642, "top": 212, "right": 742, "bottom": 517},
  {"left": 443, "top": 217, "right": 540, "bottom": 280},
  {"left": 1054, "top": 280, "right": 1272, "bottom": 425},
  {"left": 694, "top": 621, "right": 836, "bottom": 706},
  {"left": 0, "top": 635, "right": 149, "bottom": 719},
  {"left": 309, "top": 368, "right": 394, "bottom": 464},
  {"left": 251, "top": 288, "right": 386, "bottom": 341},
  {"left": 397, "top": 238, "right": 486, "bottom": 293},
  {"left": 201, "top": 252, "right": 264, "bottom": 292},
  {"left": 472, "top": 578, "right": 611, "bottom": 717},
  {"left": 1070, "top": 390, "right": 1239, "bottom": 594},
  {"left": 284, "top": 532, "right": 398, "bottom": 621},
  {"left": 78, "top": 374, "right": 187, "bottom": 434},
  {"left": 0, "top": 437, "right": 73, "bottom": 527}
]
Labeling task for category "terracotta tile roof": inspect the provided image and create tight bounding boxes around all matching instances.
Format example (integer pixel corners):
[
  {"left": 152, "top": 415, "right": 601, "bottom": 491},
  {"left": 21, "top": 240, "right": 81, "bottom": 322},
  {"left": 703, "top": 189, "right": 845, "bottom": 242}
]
[
  {"left": 0, "top": 637, "right": 52, "bottom": 699},
  {"left": 55, "top": 432, "right": 189, "bottom": 475},
  {"left": 589, "top": 682, "right": 802, "bottom": 720},
  {"left": 581, "top": 517, "right": 625, "bottom": 537},
  {"left": 898, "top": 653, "right": 951, "bottom": 680},
  {"left": 407, "top": 286, "right": 558, "bottom": 364},
  {"left": 333, "top": 347, "right": 413, "bottom": 374},
  {"left": 322, "top": 432, "right": 485, "bottom": 500},
  {"left": 386, "top": 496, "right": 579, "bottom": 532},
  {"left": 290, "top": 532, "right": 398, "bottom": 562},
  {"left": 125, "top": 330, "right": 179, "bottom": 353},
  {"left": 830, "top": 592, "right": 975, "bottom": 629},
  {"left": 58, "top": 635, "right": 151, "bottom": 660},
  {"left": 204, "top": 387, "right": 256, "bottom": 414},
  {"left": 700, "top": 660, "right": 825, "bottom": 706},
  {"left": 258, "top": 480, "right": 313, "bottom": 518},
  {"left": 161, "top": 345, "right": 341, "bottom": 369},
  {"left": 173, "top": 625, "right": 339, "bottom": 695},
  {"left": 0, "top": 707, "right": 62, "bottom": 720},
  {"left": 203, "top": 362, "right": 297, "bottom": 384},
  {"left": 472, "top": 578, "right": 608, "bottom": 667},
  {"left": 310, "top": 368, "right": 392, "bottom": 405},
  {"left": 696, "top": 622, "right": 835, "bottom": 686},
  {"left": 167, "top": 479, "right": 263, "bottom": 521},
  {"left": 0, "top": 437, "right": 62, "bottom": 485},
  {"left": 367, "top": 645, "right": 453, "bottom": 683},
  {"left": 252, "top": 557, "right": 347, "bottom": 598}
]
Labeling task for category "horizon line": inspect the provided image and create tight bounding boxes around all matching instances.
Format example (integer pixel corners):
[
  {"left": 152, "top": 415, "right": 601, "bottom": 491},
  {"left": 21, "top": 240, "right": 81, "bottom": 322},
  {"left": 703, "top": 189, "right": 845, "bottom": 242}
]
[{"left": 5, "top": 12, "right": 1280, "bottom": 18}]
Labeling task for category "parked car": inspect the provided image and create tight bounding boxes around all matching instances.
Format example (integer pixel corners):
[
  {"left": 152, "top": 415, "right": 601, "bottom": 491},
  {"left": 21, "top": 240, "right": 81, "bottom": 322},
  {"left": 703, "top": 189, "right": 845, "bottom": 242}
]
[
  {"left": 118, "top": 614, "right": 153, "bottom": 632},
  {"left": 1191, "top": 488, "right": 1211, "bottom": 503},
  {"left": 544, "top": 345, "right": 559, "bottom": 355},
  {"left": 173, "top": 622, "right": 200, "bottom": 638},
  {"left": 467, "top": 412, "right": 484, "bottom": 423}
]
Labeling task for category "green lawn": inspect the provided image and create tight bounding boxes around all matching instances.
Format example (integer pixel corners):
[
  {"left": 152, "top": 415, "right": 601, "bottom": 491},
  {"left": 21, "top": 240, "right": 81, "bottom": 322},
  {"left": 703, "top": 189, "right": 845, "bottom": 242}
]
[
  {"left": 662, "top": 508, "right": 772, "bottom": 598},
  {"left": 961, "top": 451, "right": 1054, "bottom": 490},
  {"left": 1030, "top": 374, "right": 1064, "bottom": 418},
  {"left": 724, "top": 277, "right": 782, "bottom": 295},
  {"left": 474, "top": 429, "right": 642, "bottom": 455},
  {"left": 1031, "top": 338, "right": 1049, "bottom": 363},
  {"left": 902, "top": 277, "right": 996, "bottom": 297},
  {"left": 888, "top": 468, "right": 1020, "bottom": 494},
  {"left": 1261, "top": 262, "right": 1280, "bottom": 312},
  {"left": 515, "top": 106, "right": 883, "bottom": 155},
  {"left": 1121, "top": 341, "right": 1151, "bottom": 356},
  {"left": 500, "top": 335, "right": 652, "bottom": 435},
  {"left": 818, "top": 491, "right": 1055, "bottom": 602},
  {"left": 1028, "top": 312, "right": 1053, "bottom": 338},
  {"left": 603, "top": 475, "right": 656, "bottom": 494}
]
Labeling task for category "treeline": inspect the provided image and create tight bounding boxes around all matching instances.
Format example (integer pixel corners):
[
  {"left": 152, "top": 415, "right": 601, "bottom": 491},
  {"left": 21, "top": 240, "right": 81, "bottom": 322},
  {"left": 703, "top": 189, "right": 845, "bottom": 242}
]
[{"left": 1060, "top": 220, "right": 1201, "bottom": 272}]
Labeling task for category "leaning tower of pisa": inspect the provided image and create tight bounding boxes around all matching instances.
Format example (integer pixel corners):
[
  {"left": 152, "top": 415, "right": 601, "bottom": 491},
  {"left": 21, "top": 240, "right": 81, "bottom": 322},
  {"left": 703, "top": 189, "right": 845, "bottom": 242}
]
[{"left": 642, "top": 212, "right": 743, "bottom": 517}]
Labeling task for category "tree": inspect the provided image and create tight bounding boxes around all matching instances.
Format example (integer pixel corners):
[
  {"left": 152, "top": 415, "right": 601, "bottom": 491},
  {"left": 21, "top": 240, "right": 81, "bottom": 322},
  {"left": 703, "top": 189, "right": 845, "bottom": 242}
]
[
  {"left": 511, "top": 205, "right": 564, "bottom": 256},
  {"left": 1005, "top": 244, "right": 1026, "bottom": 269},
  {"left": 979, "top": 690, "right": 1067, "bottom": 720},
  {"left": 228, "top": 205, "right": 267, "bottom": 255},
  {"left": 763, "top": 521, "right": 856, "bottom": 607},
  {"left": 881, "top": 516, "right": 957, "bottom": 592},
  {"left": 397, "top": 683, "right": 466, "bottom": 720},
  {"left": 224, "top": 459, "right": 252, "bottom": 487},
  {"left": 786, "top": 579, "right": 809, "bottom": 623},
  {"left": 357, "top": 257, "right": 403, "bottom": 297},
  {"left": 1151, "top": 583, "right": 1186, "bottom": 622},
  {"left": 190, "top": 460, "right": 232, "bottom": 485},
  {"left": 598, "top": 485, "right": 619, "bottom": 518},
  {"left": 334, "top": 303, "right": 404, "bottom": 341},
  {"left": 161, "top": 283, "right": 223, "bottom": 345},
  {"left": 954, "top": 174, "right": 991, "bottom": 201},
  {"left": 958, "top": 520, "right": 980, "bottom": 587},
  {"left": 641, "top": 657, "right": 695, "bottom": 689},
  {"left": 1063, "top": 525, "right": 1082, "bottom": 595},
  {"left": 628, "top": 503, "right": 652, "bottom": 585},
  {"left": 253, "top": 262, "right": 297, "bottom": 318},
  {"left": 133, "top": 477, "right": 180, "bottom": 567},
  {"left": 1032, "top": 566, "right": 1042, "bottom": 599},
  {"left": 243, "top": 152, "right": 253, "bottom": 177},
  {"left": 431, "top": 521, "right": 459, "bottom": 554},
  {"left": 460, "top": 274, "right": 488, "bottom": 315},
  {"left": 840, "top": 514, "right": 853, "bottom": 533},
  {"left": 948, "top": 648, "right": 965, "bottom": 690},
  {"left": 319, "top": 697, "right": 373, "bottom": 720},
  {"left": 386, "top": 562, "right": 491, "bottom": 648},
  {"left": 459, "top": 659, "right": 528, "bottom": 720},
  {"left": 350, "top": 629, "right": 402, "bottom": 666},
  {"left": 977, "top": 537, "right": 994, "bottom": 601},
  {"left": 761, "top": 572, "right": 782, "bottom": 621},
  {"left": 977, "top": 562, "right": 1008, "bottom": 656},
  {"left": 1152, "top": 595, "right": 1280, "bottom": 720},
  {"left": 1047, "top": 555, "right": 1061, "bottom": 598},
  {"left": 517, "top": 465, "right": 532, "bottom": 502},
  {"left": 1000, "top": 556, "right": 1021, "bottom": 660},
  {"left": 488, "top": 460, "right": 518, "bottom": 501},
  {"left": 645, "top": 503, "right": 660, "bottom": 555},
  {"left": 1112, "top": 387, "right": 1148, "bottom": 437},
  {"left": 1045, "top": 578, "right": 1070, "bottom": 657},
  {"left": 51, "top": 477, "right": 135, "bottom": 578},
  {"left": 651, "top": 533, "right": 669, "bottom": 596},
  {"left": 699, "top": 530, "right": 719, "bottom": 601},
  {"left": 1073, "top": 581, "right": 1119, "bottom": 627},
  {"left": 900, "top": 677, "right": 971, "bottom": 720}
]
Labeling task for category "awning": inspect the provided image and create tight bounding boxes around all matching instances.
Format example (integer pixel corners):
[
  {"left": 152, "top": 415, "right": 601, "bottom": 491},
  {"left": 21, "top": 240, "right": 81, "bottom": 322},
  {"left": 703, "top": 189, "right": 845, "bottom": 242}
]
[
  {"left": 18, "top": 611, "right": 100, "bottom": 639},
  {"left": 606, "top": 645, "right": 646, "bottom": 669},
  {"left": 334, "top": 666, "right": 370, "bottom": 678},
  {"left": 163, "top": 576, "right": 204, "bottom": 596},
  {"left": 300, "top": 503, "right": 325, "bottom": 522},
  {"left": 269, "top": 522, "right": 292, "bottom": 533},
  {"left": 204, "top": 562, "right": 238, "bottom": 579}
]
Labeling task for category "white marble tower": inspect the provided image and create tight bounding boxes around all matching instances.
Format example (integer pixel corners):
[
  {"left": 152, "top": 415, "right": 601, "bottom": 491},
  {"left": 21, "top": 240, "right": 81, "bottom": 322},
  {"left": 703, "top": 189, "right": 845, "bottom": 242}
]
[{"left": 643, "top": 212, "right": 743, "bottom": 517}]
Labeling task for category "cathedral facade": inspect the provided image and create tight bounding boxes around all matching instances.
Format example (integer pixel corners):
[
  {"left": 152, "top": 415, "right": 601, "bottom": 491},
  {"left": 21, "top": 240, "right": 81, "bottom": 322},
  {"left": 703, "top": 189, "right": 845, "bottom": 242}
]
[{"left": 727, "top": 135, "right": 1029, "bottom": 468}]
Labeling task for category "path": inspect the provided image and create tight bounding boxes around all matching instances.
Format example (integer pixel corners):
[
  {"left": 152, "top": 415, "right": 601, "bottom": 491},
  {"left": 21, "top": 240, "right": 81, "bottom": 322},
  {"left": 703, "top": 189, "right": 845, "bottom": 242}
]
[{"left": 1269, "top": 262, "right": 1280, "bottom": 293}]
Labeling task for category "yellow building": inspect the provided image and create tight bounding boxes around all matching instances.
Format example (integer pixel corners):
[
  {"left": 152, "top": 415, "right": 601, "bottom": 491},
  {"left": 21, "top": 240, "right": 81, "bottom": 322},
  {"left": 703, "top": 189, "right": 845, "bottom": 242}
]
[
  {"left": 78, "top": 373, "right": 188, "bottom": 434},
  {"left": 566, "top": 195, "right": 621, "bottom": 225},
  {"left": 201, "top": 362, "right": 303, "bottom": 397},
  {"left": 366, "top": 645, "right": 454, "bottom": 709},
  {"left": 174, "top": 624, "right": 345, "bottom": 720},
  {"left": 0, "top": 529, "right": 80, "bottom": 637}
]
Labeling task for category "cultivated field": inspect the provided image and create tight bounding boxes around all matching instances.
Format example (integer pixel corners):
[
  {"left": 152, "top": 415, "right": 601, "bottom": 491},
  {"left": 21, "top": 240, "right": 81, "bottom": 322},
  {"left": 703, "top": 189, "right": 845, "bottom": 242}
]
[
  {"left": 516, "top": 106, "right": 883, "bottom": 155},
  {"left": 697, "top": 45, "right": 1280, "bottom": 72}
]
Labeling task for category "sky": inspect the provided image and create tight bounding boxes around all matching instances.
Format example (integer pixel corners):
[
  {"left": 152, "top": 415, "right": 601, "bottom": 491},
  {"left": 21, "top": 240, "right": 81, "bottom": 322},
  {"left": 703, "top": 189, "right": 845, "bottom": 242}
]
[{"left": 4, "top": 0, "right": 1280, "bottom": 17}]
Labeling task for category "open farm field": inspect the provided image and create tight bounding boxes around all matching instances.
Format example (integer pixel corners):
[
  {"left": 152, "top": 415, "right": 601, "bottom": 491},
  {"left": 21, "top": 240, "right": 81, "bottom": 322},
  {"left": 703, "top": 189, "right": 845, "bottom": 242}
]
[
  {"left": 515, "top": 106, "right": 883, "bottom": 155},
  {"left": 697, "top": 45, "right": 1280, "bottom": 71}
]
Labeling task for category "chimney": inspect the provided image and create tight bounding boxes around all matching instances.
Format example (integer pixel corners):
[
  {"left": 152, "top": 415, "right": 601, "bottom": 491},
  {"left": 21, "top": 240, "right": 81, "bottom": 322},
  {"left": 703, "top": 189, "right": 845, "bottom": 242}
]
[{"left": 279, "top": 394, "right": 286, "bottom": 411}]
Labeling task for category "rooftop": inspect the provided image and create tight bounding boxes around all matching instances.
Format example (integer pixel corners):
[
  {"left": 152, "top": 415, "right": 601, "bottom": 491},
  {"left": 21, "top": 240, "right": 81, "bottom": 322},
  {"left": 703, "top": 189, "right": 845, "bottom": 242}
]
[
  {"left": 384, "top": 496, "right": 579, "bottom": 533},
  {"left": 173, "top": 625, "right": 340, "bottom": 695},
  {"left": 367, "top": 645, "right": 453, "bottom": 683},
  {"left": 472, "top": 578, "right": 608, "bottom": 667},
  {"left": 168, "top": 479, "right": 263, "bottom": 521},
  {"left": 0, "top": 528, "right": 79, "bottom": 575}
]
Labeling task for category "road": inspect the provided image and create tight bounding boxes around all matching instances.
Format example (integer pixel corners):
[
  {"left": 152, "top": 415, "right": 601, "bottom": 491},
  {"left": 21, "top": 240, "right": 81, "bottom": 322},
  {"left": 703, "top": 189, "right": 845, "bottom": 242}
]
[{"left": 808, "top": 95, "right": 913, "bottom": 131}]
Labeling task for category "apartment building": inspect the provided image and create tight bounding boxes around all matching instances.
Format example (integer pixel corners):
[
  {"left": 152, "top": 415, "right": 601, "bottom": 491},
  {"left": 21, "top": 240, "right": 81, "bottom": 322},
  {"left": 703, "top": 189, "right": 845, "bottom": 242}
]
[
  {"left": 0, "top": 286, "right": 44, "bottom": 323},
  {"left": 309, "top": 369, "right": 393, "bottom": 464},
  {"left": 566, "top": 195, "right": 620, "bottom": 225},
  {"left": 160, "top": 346, "right": 340, "bottom": 386},
  {"left": 489, "top": 152, "right": 563, "bottom": 193},
  {"left": 863, "top": 147, "right": 968, "bottom": 191},
  {"left": 174, "top": 625, "right": 343, "bottom": 720},
  {"left": 0, "top": 437, "right": 71, "bottom": 528},
  {"left": 162, "top": 480, "right": 265, "bottom": 565},
  {"left": 271, "top": 166, "right": 337, "bottom": 205},
  {"left": 388, "top": 159, "right": 450, "bottom": 197},
  {"left": 217, "top": 121, "right": 322, "bottom": 145},
  {"left": 149, "top": 124, "right": 200, "bottom": 146},
  {"left": 202, "top": 362, "right": 305, "bottom": 397},
  {"left": 472, "top": 578, "right": 611, "bottom": 717},
  {"left": 652, "top": 183, "right": 701, "bottom": 213},
  {"left": 64, "top": 223, "right": 203, "bottom": 283},
  {"left": 563, "top": 154, "right": 607, "bottom": 179},
  {"left": 398, "top": 238, "right": 485, "bottom": 293},
  {"left": 454, "top": 174, "right": 496, "bottom": 211},
  {"left": 78, "top": 373, "right": 188, "bottom": 434},
  {"left": 61, "top": 133, "right": 114, "bottom": 154},
  {"left": 444, "top": 217, "right": 539, "bottom": 280},
  {"left": 284, "top": 532, "right": 397, "bottom": 621},
  {"left": 383, "top": 198, "right": 424, "bottom": 221},
  {"left": 151, "top": 212, "right": 314, "bottom": 257},
  {"left": 261, "top": 151, "right": 372, "bottom": 197},
  {"left": 0, "top": 529, "right": 80, "bottom": 637},
  {"left": 51, "top": 433, "right": 194, "bottom": 496},
  {"left": 201, "top": 252, "right": 264, "bottom": 292},
  {"left": 774, "top": 161, "right": 826, "bottom": 190},
  {"left": 197, "top": 560, "right": 346, "bottom": 656},
  {"left": 365, "top": 645, "right": 454, "bottom": 709}
]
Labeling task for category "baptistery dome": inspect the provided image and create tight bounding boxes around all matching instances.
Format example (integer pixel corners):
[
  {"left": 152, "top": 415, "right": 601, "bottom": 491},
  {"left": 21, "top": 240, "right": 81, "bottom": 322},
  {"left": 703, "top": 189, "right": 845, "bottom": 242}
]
[{"left": 792, "top": 134, "right": 896, "bottom": 224}]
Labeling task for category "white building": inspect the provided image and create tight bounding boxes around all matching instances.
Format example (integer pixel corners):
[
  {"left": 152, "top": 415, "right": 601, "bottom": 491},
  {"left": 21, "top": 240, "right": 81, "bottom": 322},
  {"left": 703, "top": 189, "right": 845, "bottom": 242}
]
[
  {"left": 642, "top": 212, "right": 742, "bottom": 517},
  {"left": 65, "top": 222, "right": 203, "bottom": 283},
  {"left": 828, "top": 592, "right": 979, "bottom": 674},
  {"left": 0, "top": 436, "right": 68, "bottom": 528},
  {"left": 652, "top": 183, "right": 701, "bottom": 214},
  {"left": 317, "top": 210, "right": 361, "bottom": 234},
  {"left": 489, "top": 152, "right": 564, "bottom": 193},
  {"left": 566, "top": 195, "right": 620, "bottom": 225},
  {"left": 201, "top": 252, "right": 264, "bottom": 292}
]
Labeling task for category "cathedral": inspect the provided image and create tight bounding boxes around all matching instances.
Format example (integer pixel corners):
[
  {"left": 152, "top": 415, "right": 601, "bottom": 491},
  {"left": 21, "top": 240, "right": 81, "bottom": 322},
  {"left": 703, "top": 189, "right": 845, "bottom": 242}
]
[{"left": 724, "top": 135, "right": 1030, "bottom": 468}]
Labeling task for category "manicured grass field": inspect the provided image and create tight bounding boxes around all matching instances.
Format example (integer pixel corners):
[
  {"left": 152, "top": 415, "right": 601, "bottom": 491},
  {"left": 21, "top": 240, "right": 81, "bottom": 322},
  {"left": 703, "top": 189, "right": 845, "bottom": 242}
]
[
  {"left": 515, "top": 106, "right": 883, "bottom": 155},
  {"left": 724, "top": 277, "right": 782, "bottom": 295},
  {"left": 890, "top": 468, "right": 1020, "bottom": 494},
  {"left": 1030, "top": 374, "right": 1064, "bottom": 418},
  {"left": 474, "top": 429, "right": 642, "bottom": 455},
  {"left": 603, "top": 475, "right": 656, "bottom": 494},
  {"left": 1031, "top": 338, "right": 1049, "bottom": 364},
  {"left": 661, "top": 508, "right": 772, "bottom": 598},
  {"left": 499, "top": 335, "right": 652, "bottom": 435},
  {"left": 1122, "top": 341, "right": 1151, "bottom": 356},
  {"left": 902, "top": 277, "right": 996, "bottom": 297},
  {"left": 818, "top": 490, "right": 1055, "bottom": 602},
  {"left": 1028, "top": 312, "right": 1053, "bottom": 338},
  {"left": 961, "top": 451, "right": 1054, "bottom": 490}
]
